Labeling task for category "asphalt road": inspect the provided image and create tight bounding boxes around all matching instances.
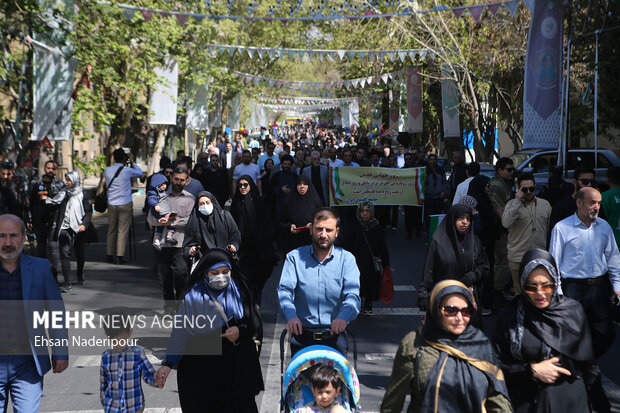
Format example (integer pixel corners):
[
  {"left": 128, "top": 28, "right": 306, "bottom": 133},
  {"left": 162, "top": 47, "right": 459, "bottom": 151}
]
[{"left": 26, "top": 196, "right": 620, "bottom": 412}]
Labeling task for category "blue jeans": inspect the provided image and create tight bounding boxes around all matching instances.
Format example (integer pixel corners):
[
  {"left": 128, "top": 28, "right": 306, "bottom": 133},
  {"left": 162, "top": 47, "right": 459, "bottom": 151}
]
[{"left": 0, "top": 355, "right": 43, "bottom": 413}]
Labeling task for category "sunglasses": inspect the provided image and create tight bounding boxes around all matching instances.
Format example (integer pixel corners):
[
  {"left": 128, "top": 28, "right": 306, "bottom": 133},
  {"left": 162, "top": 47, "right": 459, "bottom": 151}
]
[
  {"left": 1, "top": 161, "right": 14, "bottom": 169},
  {"left": 521, "top": 186, "right": 536, "bottom": 193},
  {"left": 239, "top": 183, "right": 250, "bottom": 188},
  {"left": 441, "top": 305, "right": 473, "bottom": 317},
  {"left": 579, "top": 179, "right": 597, "bottom": 186},
  {"left": 504, "top": 167, "right": 515, "bottom": 172},
  {"left": 523, "top": 283, "right": 555, "bottom": 294}
]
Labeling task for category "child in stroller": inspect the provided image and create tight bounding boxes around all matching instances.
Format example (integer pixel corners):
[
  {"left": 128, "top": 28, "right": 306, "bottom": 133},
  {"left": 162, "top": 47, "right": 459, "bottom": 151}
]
[{"left": 282, "top": 345, "right": 360, "bottom": 413}]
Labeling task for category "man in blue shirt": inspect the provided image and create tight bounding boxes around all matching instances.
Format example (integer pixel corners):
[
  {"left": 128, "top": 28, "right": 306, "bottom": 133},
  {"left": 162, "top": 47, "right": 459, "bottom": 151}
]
[
  {"left": 257, "top": 142, "right": 280, "bottom": 172},
  {"left": 550, "top": 187, "right": 620, "bottom": 358},
  {"left": 278, "top": 208, "right": 361, "bottom": 356}
]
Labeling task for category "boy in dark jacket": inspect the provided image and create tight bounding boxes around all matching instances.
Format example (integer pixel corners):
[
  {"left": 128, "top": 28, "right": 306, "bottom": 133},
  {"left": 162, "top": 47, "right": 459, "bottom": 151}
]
[{"left": 148, "top": 173, "right": 175, "bottom": 250}]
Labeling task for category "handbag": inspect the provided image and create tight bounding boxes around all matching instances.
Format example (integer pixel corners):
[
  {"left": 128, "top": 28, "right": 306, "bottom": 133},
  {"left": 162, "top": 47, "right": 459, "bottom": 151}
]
[
  {"left": 94, "top": 166, "right": 124, "bottom": 213},
  {"left": 361, "top": 229, "right": 383, "bottom": 274}
]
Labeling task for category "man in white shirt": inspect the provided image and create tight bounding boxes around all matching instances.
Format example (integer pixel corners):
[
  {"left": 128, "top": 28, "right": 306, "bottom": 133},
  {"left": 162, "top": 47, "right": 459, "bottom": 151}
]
[
  {"left": 452, "top": 162, "right": 480, "bottom": 205},
  {"left": 550, "top": 187, "right": 620, "bottom": 358},
  {"left": 327, "top": 147, "right": 345, "bottom": 168},
  {"left": 396, "top": 144, "right": 406, "bottom": 168},
  {"left": 104, "top": 148, "right": 144, "bottom": 264},
  {"left": 233, "top": 150, "right": 262, "bottom": 195}
]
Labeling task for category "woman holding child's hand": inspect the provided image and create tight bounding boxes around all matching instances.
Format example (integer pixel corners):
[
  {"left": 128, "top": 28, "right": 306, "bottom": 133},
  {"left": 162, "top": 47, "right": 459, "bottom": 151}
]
[{"left": 155, "top": 248, "right": 263, "bottom": 413}]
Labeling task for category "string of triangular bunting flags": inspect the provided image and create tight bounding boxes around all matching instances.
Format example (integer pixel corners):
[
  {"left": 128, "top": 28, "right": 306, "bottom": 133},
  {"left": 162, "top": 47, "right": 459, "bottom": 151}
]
[
  {"left": 117, "top": 0, "right": 523, "bottom": 25},
  {"left": 233, "top": 70, "right": 405, "bottom": 91},
  {"left": 206, "top": 44, "right": 429, "bottom": 62},
  {"left": 258, "top": 96, "right": 356, "bottom": 104},
  {"left": 262, "top": 104, "right": 341, "bottom": 111}
]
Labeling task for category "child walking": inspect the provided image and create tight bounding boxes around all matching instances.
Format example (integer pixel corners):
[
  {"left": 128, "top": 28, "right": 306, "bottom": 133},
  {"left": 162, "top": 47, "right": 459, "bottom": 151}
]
[
  {"left": 147, "top": 173, "right": 175, "bottom": 250},
  {"left": 100, "top": 312, "right": 160, "bottom": 413}
]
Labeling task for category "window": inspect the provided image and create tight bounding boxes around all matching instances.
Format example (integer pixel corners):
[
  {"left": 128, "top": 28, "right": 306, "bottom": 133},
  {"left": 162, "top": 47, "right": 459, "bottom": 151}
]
[
  {"left": 597, "top": 154, "right": 612, "bottom": 169},
  {"left": 567, "top": 152, "right": 594, "bottom": 170},
  {"left": 528, "top": 154, "right": 557, "bottom": 173}
]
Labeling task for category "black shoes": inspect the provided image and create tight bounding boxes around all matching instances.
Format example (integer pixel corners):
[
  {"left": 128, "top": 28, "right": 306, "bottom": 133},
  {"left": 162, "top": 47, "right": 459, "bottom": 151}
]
[
  {"left": 106, "top": 255, "right": 114, "bottom": 263},
  {"left": 115, "top": 256, "right": 127, "bottom": 265}
]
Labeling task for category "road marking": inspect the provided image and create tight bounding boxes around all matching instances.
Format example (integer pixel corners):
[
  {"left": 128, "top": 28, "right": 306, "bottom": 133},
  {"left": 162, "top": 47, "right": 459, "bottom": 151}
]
[
  {"left": 364, "top": 352, "right": 396, "bottom": 361},
  {"left": 372, "top": 307, "right": 424, "bottom": 316},
  {"left": 259, "top": 312, "right": 285, "bottom": 413},
  {"left": 394, "top": 285, "right": 416, "bottom": 292},
  {"left": 72, "top": 353, "right": 162, "bottom": 368}
]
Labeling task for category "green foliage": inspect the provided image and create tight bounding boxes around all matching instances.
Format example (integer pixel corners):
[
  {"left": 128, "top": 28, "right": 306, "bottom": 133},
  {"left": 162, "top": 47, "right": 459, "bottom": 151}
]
[{"left": 73, "top": 153, "right": 106, "bottom": 176}]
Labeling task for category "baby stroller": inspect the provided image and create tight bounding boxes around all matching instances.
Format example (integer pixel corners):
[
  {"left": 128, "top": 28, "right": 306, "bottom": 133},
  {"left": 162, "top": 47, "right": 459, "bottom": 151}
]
[{"left": 280, "top": 344, "right": 360, "bottom": 412}]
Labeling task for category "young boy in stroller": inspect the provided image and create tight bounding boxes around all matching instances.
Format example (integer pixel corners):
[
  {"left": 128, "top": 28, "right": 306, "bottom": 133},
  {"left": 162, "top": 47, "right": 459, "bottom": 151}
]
[{"left": 297, "top": 365, "right": 348, "bottom": 412}]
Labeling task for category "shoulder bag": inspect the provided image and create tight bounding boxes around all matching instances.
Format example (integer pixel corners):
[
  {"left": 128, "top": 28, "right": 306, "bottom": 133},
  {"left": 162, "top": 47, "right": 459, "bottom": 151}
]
[
  {"left": 94, "top": 166, "right": 124, "bottom": 213},
  {"left": 361, "top": 228, "right": 383, "bottom": 274}
]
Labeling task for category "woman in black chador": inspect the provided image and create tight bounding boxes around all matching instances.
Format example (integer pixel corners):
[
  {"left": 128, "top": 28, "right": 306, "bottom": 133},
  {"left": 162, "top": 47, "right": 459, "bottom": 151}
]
[
  {"left": 343, "top": 202, "right": 390, "bottom": 315},
  {"left": 230, "top": 175, "right": 278, "bottom": 305},
  {"left": 418, "top": 204, "right": 489, "bottom": 317},
  {"left": 492, "top": 248, "right": 608, "bottom": 413},
  {"left": 278, "top": 175, "right": 322, "bottom": 253}
]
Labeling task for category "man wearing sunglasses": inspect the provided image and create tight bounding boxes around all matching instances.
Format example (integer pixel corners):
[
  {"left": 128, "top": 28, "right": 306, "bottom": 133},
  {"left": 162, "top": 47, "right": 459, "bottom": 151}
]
[
  {"left": 549, "top": 167, "right": 596, "bottom": 233},
  {"left": 489, "top": 157, "right": 515, "bottom": 299},
  {"left": 501, "top": 172, "right": 551, "bottom": 294}
]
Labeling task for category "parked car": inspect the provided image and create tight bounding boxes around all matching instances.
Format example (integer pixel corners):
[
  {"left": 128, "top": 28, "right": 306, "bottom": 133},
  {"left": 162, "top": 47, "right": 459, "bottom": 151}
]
[{"left": 510, "top": 149, "right": 620, "bottom": 191}]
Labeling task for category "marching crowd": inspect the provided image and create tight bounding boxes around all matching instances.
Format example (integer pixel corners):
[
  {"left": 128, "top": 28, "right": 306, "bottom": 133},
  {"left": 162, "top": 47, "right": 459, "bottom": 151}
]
[{"left": 0, "top": 121, "right": 619, "bottom": 412}]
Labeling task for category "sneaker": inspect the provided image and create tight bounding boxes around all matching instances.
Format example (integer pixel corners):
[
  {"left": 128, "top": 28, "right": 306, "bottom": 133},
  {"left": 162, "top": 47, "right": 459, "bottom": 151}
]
[
  {"left": 166, "top": 237, "right": 178, "bottom": 245},
  {"left": 60, "top": 285, "right": 72, "bottom": 293},
  {"left": 106, "top": 255, "right": 114, "bottom": 263},
  {"left": 152, "top": 240, "right": 162, "bottom": 251},
  {"left": 391, "top": 226, "right": 397, "bottom": 231}
]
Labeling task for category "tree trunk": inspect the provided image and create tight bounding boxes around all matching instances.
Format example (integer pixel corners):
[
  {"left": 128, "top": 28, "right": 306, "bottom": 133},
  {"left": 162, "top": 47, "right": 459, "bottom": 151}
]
[{"left": 147, "top": 127, "right": 166, "bottom": 177}]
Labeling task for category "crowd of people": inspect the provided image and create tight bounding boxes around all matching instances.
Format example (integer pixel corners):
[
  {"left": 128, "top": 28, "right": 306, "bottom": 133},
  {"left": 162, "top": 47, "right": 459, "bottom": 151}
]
[{"left": 0, "top": 121, "right": 619, "bottom": 412}]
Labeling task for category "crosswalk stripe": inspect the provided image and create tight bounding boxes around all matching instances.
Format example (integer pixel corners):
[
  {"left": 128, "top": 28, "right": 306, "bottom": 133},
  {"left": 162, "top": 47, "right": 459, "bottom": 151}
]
[
  {"left": 394, "top": 285, "right": 416, "bottom": 292},
  {"left": 71, "top": 354, "right": 163, "bottom": 368},
  {"left": 364, "top": 352, "right": 396, "bottom": 361},
  {"left": 372, "top": 307, "right": 424, "bottom": 316}
]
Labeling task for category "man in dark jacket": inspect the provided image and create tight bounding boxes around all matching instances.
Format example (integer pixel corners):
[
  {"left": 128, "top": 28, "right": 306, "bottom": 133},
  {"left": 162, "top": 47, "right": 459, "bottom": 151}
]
[
  {"left": 29, "top": 160, "right": 65, "bottom": 260},
  {"left": 270, "top": 155, "right": 298, "bottom": 219}
]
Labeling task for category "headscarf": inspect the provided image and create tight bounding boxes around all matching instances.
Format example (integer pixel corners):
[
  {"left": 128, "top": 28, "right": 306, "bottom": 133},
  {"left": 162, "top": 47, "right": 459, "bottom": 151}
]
[
  {"left": 467, "top": 175, "right": 495, "bottom": 243},
  {"left": 282, "top": 175, "right": 322, "bottom": 227},
  {"left": 186, "top": 191, "right": 239, "bottom": 250},
  {"left": 46, "top": 171, "right": 84, "bottom": 232},
  {"left": 508, "top": 248, "right": 594, "bottom": 363},
  {"left": 420, "top": 280, "right": 510, "bottom": 413},
  {"left": 182, "top": 248, "right": 244, "bottom": 323},
  {"left": 431, "top": 204, "right": 475, "bottom": 273},
  {"left": 230, "top": 175, "right": 259, "bottom": 240},
  {"left": 457, "top": 195, "right": 478, "bottom": 210},
  {"left": 356, "top": 202, "right": 379, "bottom": 230}
]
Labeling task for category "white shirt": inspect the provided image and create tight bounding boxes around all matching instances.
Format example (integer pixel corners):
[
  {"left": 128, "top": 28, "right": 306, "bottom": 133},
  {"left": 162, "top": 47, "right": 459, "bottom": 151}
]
[
  {"left": 550, "top": 214, "right": 620, "bottom": 292},
  {"left": 233, "top": 162, "right": 261, "bottom": 184},
  {"left": 329, "top": 159, "right": 345, "bottom": 168},
  {"left": 452, "top": 177, "right": 474, "bottom": 205},
  {"left": 397, "top": 154, "right": 405, "bottom": 168},
  {"left": 225, "top": 151, "right": 233, "bottom": 169}
]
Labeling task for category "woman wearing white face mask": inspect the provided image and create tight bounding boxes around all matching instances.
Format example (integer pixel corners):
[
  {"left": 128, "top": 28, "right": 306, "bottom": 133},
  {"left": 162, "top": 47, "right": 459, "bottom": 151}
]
[
  {"left": 156, "top": 248, "right": 264, "bottom": 412},
  {"left": 182, "top": 191, "right": 241, "bottom": 262}
]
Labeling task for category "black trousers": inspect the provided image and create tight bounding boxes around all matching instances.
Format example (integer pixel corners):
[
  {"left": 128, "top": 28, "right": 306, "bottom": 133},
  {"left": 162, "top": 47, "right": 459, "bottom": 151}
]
[
  {"left": 290, "top": 332, "right": 348, "bottom": 358},
  {"left": 58, "top": 229, "right": 76, "bottom": 285},
  {"left": 156, "top": 248, "right": 188, "bottom": 304},
  {"left": 562, "top": 276, "right": 615, "bottom": 358},
  {"left": 404, "top": 206, "right": 422, "bottom": 237}
]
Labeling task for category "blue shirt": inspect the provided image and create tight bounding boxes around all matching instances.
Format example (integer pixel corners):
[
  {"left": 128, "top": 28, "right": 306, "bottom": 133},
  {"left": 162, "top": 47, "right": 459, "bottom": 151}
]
[
  {"left": 278, "top": 245, "right": 361, "bottom": 327},
  {"left": 257, "top": 153, "right": 280, "bottom": 171},
  {"left": 550, "top": 214, "right": 620, "bottom": 292},
  {"left": 104, "top": 163, "right": 144, "bottom": 206},
  {"left": 0, "top": 264, "right": 30, "bottom": 350},
  {"left": 183, "top": 177, "right": 205, "bottom": 198}
]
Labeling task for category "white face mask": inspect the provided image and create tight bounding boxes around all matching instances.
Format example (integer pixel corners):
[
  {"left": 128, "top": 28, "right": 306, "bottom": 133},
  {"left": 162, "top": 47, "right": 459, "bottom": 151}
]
[
  {"left": 199, "top": 204, "right": 214, "bottom": 216},
  {"left": 207, "top": 274, "right": 231, "bottom": 290}
]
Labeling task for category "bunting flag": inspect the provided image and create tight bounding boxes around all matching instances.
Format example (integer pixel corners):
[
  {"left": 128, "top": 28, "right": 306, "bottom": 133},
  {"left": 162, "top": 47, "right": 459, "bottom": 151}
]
[
  {"left": 523, "top": 0, "right": 563, "bottom": 149},
  {"left": 233, "top": 70, "right": 404, "bottom": 91},
  {"left": 117, "top": 0, "right": 523, "bottom": 24},
  {"left": 149, "top": 58, "right": 178, "bottom": 125},
  {"left": 406, "top": 66, "right": 423, "bottom": 133},
  {"left": 205, "top": 44, "right": 431, "bottom": 63},
  {"left": 468, "top": 5, "right": 485, "bottom": 22},
  {"left": 441, "top": 65, "right": 461, "bottom": 138},
  {"left": 71, "top": 66, "right": 92, "bottom": 100}
]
